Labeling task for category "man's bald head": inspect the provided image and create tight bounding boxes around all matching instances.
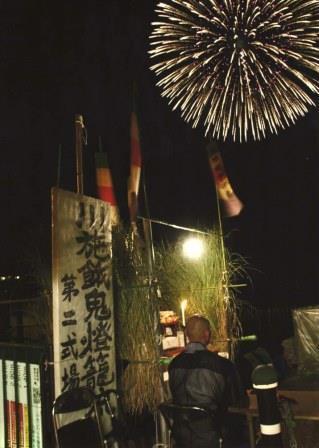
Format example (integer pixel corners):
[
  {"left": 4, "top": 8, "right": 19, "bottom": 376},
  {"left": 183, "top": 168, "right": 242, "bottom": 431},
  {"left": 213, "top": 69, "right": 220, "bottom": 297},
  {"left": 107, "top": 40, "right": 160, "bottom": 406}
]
[{"left": 186, "top": 315, "right": 211, "bottom": 345}]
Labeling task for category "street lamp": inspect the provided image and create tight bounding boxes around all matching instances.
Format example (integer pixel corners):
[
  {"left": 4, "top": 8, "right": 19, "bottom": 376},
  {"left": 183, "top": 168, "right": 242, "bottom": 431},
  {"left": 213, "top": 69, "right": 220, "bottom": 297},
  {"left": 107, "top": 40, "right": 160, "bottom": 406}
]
[{"left": 182, "top": 237, "right": 205, "bottom": 260}]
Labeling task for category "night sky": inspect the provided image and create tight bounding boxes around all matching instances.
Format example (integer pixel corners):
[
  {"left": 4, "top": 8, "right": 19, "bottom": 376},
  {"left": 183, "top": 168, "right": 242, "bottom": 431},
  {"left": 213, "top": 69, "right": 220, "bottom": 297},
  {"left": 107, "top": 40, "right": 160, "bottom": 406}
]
[{"left": 1, "top": 0, "right": 319, "bottom": 315}]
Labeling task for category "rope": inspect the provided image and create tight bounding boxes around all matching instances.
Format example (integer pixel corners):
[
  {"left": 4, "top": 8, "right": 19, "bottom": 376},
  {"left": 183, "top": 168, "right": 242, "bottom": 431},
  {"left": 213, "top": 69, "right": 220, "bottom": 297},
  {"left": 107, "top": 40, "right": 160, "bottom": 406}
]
[{"left": 137, "top": 216, "right": 209, "bottom": 235}]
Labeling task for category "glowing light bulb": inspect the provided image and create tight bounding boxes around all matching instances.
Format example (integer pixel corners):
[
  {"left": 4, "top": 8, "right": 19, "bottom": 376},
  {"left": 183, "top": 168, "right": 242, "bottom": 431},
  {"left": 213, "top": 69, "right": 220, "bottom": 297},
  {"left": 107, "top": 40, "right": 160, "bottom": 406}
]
[{"left": 182, "top": 237, "right": 204, "bottom": 260}]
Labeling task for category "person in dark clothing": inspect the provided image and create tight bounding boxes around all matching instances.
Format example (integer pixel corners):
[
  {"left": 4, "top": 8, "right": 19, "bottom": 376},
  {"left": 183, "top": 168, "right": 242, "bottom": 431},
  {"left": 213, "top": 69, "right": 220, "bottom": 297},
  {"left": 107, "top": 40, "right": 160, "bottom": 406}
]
[{"left": 168, "top": 315, "right": 246, "bottom": 448}]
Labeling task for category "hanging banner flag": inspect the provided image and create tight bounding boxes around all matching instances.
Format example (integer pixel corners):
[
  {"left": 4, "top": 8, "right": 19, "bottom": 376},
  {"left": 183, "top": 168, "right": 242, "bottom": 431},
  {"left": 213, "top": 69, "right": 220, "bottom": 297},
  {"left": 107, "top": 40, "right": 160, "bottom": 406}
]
[
  {"left": 5, "top": 360, "right": 16, "bottom": 448},
  {"left": 52, "top": 188, "right": 117, "bottom": 434},
  {"left": 95, "top": 147, "right": 119, "bottom": 226},
  {"left": 17, "top": 362, "right": 29, "bottom": 448},
  {"left": 128, "top": 110, "right": 142, "bottom": 226},
  {"left": 29, "top": 364, "right": 42, "bottom": 448},
  {"left": 207, "top": 142, "right": 243, "bottom": 217}
]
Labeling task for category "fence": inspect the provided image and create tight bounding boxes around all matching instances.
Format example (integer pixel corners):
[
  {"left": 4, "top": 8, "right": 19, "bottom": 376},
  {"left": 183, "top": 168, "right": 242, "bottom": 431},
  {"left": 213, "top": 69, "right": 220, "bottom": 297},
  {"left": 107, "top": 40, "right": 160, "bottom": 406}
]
[{"left": 0, "top": 343, "right": 52, "bottom": 448}]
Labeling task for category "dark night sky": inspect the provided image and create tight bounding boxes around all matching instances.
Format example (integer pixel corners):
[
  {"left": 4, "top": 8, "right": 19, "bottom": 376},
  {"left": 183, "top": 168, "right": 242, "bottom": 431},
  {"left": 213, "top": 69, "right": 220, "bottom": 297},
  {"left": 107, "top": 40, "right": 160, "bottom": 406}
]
[{"left": 1, "top": 0, "right": 319, "bottom": 313}]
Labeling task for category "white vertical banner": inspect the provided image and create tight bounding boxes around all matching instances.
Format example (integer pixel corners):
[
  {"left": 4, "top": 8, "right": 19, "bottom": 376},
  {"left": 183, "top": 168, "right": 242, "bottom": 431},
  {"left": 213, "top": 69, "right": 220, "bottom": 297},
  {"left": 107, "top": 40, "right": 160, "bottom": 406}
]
[
  {"left": 0, "top": 360, "right": 5, "bottom": 448},
  {"left": 29, "top": 364, "right": 42, "bottom": 448},
  {"left": 5, "top": 360, "right": 16, "bottom": 448},
  {"left": 52, "top": 188, "right": 116, "bottom": 433},
  {"left": 17, "top": 362, "right": 29, "bottom": 448}
]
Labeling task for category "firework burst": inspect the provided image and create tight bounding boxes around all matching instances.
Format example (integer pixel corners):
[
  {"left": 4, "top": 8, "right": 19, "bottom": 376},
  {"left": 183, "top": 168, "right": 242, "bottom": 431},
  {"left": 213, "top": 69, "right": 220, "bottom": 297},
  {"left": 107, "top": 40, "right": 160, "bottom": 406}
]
[{"left": 149, "top": 0, "right": 319, "bottom": 141}]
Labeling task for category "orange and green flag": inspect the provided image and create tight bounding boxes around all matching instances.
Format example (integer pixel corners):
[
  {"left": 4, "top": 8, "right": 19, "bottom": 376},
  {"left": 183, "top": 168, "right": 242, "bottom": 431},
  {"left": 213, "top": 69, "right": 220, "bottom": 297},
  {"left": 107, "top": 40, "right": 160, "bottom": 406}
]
[
  {"left": 128, "top": 110, "right": 142, "bottom": 226},
  {"left": 95, "top": 141, "right": 119, "bottom": 225},
  {"left": 207, "top": 142, "right": 243, "bottom": 217}
]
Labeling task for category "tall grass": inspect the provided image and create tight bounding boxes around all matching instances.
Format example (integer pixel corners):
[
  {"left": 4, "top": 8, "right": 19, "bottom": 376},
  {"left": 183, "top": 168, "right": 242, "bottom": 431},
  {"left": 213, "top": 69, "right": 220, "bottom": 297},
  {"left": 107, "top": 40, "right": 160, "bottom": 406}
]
[{"left": 113, "top": 226, "right": 246, "bottom": 414}]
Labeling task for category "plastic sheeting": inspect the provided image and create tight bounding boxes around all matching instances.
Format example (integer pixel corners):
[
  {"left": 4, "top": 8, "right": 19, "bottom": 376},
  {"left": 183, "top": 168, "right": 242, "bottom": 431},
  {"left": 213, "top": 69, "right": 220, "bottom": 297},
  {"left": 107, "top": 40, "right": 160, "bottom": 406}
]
[{"left": 293, "top": 307, "right": 319, "bottom": 372}]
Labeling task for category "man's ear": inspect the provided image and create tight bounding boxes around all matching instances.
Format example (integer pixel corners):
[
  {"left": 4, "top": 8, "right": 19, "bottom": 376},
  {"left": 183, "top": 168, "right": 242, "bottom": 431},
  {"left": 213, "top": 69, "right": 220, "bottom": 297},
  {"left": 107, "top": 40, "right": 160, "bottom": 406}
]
[{"left": 205, "top": 329, "right": 211, "bottom": 343}]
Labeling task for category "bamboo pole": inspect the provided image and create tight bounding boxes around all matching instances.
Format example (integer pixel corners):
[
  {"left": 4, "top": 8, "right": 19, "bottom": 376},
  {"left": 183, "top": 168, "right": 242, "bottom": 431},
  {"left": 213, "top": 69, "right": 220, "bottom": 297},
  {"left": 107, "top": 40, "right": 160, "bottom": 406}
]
[
  {"left": 75, "top": 114, "right": 85, "bottom": 194},
  {"left": 142, "top": 173, "right": 168, "bottom": 446},
  {"left": 213, "top": 152, "right": 233, "bottom": 359},
  {"left": 57, "top": 143, "right": 62, "bottom": 187}
]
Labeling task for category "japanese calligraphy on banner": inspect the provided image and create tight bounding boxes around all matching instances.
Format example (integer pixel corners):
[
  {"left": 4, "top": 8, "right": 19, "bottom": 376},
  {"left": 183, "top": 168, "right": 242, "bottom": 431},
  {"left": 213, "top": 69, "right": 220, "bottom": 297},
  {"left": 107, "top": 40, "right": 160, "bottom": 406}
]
[{"left": 52, "top": 188, "right": 116, "bottom": 432}]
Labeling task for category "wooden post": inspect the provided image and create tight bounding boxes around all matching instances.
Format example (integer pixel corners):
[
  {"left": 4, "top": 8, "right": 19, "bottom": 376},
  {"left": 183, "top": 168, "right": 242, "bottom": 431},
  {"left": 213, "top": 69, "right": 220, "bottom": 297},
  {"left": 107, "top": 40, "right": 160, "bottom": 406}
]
[
  {"left": 57, "top": 143, "right": 62, "bottom": 188},
  {"left": 142, "top": 176, "right": 168, "bottom": 447},
  {"left": 75, "top": 114, "right": 84, "bottom": 194}
]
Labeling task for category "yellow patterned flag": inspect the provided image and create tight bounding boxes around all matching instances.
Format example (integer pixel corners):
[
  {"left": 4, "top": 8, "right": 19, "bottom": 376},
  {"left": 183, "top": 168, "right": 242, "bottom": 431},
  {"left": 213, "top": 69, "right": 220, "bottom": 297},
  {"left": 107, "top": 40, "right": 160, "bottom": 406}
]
[{"left": 207, "top": 142, "right": 243, "bottom": 217}]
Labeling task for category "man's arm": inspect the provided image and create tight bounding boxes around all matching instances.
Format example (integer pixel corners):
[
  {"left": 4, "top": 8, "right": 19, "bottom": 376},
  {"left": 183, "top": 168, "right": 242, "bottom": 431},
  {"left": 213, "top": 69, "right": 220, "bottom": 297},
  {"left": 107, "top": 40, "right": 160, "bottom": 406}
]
[{"left": 225, "top": 361, "right": 249, "bottom": 408}]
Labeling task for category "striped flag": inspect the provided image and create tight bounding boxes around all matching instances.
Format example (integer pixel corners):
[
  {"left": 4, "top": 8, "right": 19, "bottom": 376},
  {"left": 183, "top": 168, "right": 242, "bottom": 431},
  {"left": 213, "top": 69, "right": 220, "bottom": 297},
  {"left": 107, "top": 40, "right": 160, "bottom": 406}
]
[
  {"left": 95, "top": 145, "right": 119, "bottom": 225},
  {"left": 207, "top": 142, "right": 243, "bottom": 217},
  {"left": 128, "top": 110, "right": 142, "bottom": 227}
]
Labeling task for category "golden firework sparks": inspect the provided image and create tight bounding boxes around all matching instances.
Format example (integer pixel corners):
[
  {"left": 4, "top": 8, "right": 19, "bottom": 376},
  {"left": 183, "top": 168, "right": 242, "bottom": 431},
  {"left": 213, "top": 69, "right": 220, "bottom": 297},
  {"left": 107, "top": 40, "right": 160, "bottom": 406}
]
[{"left": 149, "top": 0, "right": 319, "bottom": 142}]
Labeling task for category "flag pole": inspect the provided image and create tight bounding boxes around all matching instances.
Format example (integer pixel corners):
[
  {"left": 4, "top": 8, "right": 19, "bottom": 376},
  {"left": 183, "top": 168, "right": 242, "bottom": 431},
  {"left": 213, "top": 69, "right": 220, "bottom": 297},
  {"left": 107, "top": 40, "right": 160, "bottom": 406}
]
[
  {"left": 57, "top": 143, "right": 62, "bottom": 188},
  {"left": 214, "top": 178, "right": 233, "bottom": 358},
  {"left": 75, "top": 114, "right": 85, "bottom": 194},
  {"left": 142, "top": 170, "right": 168, "bottom": 446},
  {"left": 142, "top": 174, "right": 155, "bottom": 271},
  {"left": 209, "top": 143, "right": 233, "bottom": 359},
  {"left": 98, "top": 135, "right": 103, "bottom": 153},
  {"left": 129, "top": 84, "right": 167, "bottom": 443}
]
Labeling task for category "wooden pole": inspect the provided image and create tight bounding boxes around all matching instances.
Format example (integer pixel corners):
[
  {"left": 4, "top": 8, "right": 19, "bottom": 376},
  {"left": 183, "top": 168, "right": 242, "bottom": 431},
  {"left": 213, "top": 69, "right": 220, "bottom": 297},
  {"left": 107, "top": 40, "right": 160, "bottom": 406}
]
[
  {"left": 206, "top": 140, "right": 237, "bottom": 360},
  {"left": 57, "top": 143, "right": 62, "bottom": 188},
  {"left": 214, "top": 167, "right": 233, "bottom": 359},
  {"left": 141, "top": 169, "right": 155, "bottom": 285},
  {"left": 75, "top": 114, "right": 84, "bottom": 194},
  {"left": 142, "top": 173, "right": 169, "bottom": 446}
]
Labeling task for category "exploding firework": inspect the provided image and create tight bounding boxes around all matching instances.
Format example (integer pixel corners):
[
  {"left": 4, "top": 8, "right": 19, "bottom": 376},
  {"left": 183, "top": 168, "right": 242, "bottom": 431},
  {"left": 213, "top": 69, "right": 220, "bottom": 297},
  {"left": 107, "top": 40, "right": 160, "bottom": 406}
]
[{"left": 149, "top": 0, "right": 319, "bottom": 141}]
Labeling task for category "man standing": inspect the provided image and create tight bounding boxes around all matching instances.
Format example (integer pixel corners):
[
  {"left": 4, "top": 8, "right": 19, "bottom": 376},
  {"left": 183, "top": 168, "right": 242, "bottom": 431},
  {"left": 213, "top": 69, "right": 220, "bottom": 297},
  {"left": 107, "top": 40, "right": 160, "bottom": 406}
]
[{"left": 168, "top": 315, "right": 245, "bottom": 448}]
